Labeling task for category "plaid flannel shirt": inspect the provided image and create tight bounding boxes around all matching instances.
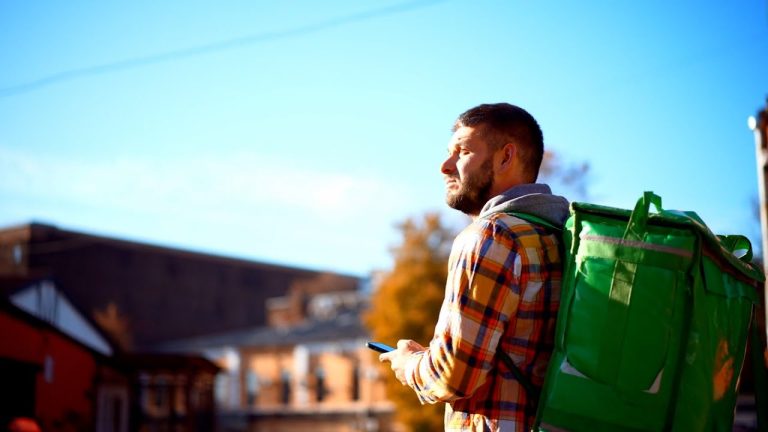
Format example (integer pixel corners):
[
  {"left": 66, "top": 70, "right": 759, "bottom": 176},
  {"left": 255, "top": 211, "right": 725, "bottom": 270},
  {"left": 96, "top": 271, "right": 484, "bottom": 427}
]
[{"left": 403, "top": 212, "right": 562, "bottom": 432}]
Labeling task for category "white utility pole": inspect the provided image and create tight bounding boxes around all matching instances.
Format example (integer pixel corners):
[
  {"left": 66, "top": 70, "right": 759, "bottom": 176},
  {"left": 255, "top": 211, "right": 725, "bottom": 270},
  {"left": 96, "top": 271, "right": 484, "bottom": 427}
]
[{"left": 749, "top": 98, "right": 768, "bottom": 336}]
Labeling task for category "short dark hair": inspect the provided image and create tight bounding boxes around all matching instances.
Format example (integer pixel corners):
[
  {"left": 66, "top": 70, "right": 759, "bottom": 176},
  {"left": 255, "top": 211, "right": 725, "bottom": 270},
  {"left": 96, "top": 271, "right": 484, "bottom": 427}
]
[{"left": 453, "top": 103, "right": 544, "bottom": 182}]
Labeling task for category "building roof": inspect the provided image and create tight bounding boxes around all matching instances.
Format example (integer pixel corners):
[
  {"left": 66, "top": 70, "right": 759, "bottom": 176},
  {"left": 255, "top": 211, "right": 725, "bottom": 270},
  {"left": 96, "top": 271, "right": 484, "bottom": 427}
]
[
  {"left": 4, "top": 278, "right": 115, "bottom": 356},
  {"left": 0, "top": 293, "right": 117, "bottom": 364},
  {"left": 0, "top": 223, "right": 363, "bottom": 351},
  {"left": 151, "top": 310, "right": 369, "bottom": 353}
]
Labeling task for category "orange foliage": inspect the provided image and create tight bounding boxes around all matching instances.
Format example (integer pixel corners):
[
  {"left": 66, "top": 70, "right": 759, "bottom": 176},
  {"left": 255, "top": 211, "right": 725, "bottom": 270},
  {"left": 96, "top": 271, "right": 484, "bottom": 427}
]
[
  {"left": 364, "top": 213, "right": 455, "bottom": 431},
  {"left": 93, "top": 302, "right": 133, "bottom": 351}
]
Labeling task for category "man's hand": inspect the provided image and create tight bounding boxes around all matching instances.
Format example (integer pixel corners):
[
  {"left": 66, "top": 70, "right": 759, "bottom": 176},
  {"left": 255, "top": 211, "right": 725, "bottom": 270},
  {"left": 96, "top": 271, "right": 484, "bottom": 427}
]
[{"left": 379, "top": 339, "right": 426, "bottom": 385}]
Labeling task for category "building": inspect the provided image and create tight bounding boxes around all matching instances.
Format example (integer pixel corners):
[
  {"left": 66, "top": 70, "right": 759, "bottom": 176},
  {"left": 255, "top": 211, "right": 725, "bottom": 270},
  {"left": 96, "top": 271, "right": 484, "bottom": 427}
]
[
  {"left": 123, "top": 353, "right": 219, "bottom": 432},
  {"left": 0, "top": 277, "right": 127, "bottom": 431},
  {"left": 0, "top": 223, "right": 359, "bottom": 351},
  {"left": 0, "top": 223, "right": 392, "bottom": 431},
  {"left": 154, "top": 287, "right": 394, "bottom": 432},
  {"left": 0, "top": 275, "right": 221, "bottom": 432}
]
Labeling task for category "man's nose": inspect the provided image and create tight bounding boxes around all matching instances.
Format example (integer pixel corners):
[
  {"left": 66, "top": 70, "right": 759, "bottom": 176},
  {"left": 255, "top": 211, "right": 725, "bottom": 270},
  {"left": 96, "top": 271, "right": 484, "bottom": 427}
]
[{"left": 441, "top": 154, "right": 456, "bottom": 175}]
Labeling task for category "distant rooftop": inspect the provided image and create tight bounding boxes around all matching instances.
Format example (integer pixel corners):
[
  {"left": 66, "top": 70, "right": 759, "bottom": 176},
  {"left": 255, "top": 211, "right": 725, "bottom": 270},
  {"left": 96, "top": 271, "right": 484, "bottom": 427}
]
[{"left": 0, "top": 222, "right": 365, "bottom": 351}]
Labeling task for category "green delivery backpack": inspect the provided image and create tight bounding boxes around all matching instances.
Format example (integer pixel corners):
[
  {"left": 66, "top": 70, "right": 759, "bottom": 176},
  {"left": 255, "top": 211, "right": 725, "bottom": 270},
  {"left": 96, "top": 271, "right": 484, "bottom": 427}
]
[{"left": 506, "top": 192, "right": 768, "bottom": 432}]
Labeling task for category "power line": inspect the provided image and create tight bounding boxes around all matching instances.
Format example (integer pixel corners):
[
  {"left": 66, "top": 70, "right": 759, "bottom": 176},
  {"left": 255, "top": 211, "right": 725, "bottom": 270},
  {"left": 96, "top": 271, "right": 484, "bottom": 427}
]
[{"left": 0, "top": 0, "right": 449, "bottom": 98}]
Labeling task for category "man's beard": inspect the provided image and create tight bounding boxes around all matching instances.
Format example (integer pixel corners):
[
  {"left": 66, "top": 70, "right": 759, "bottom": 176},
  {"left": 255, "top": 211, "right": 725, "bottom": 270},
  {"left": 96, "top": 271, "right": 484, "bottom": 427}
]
[{"left": 445, "top": 157, "right": 494, "bottom": 216}]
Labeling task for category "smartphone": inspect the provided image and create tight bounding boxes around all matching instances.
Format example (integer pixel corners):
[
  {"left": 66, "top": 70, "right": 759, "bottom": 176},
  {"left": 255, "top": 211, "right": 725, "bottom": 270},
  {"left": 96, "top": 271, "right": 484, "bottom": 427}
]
[{"left": 366, "top": 341, "right": 395, "bottom": 353}]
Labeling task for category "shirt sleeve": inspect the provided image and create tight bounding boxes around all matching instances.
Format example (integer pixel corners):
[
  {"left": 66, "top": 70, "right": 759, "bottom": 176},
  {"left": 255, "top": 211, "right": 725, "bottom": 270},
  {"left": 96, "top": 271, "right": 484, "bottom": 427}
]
[{"left": 403, "top": 218, "right": 521, "bottom": 404}]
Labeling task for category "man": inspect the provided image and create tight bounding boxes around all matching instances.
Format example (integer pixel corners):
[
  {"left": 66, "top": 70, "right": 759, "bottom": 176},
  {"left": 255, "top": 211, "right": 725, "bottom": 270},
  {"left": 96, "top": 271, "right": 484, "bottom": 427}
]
[{"left": 380, "top": 103, "right": 569, "bottom": 432}]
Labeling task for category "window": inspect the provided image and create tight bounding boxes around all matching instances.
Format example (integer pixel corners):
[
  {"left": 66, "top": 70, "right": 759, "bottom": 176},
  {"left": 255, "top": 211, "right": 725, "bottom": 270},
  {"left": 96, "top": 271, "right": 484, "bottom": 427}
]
[
  {"left": 280, "top": 370, "right": 291, "bottom": 405},
  {"left": 12, "top": 244, "right": 22, "bottom": 265},
  {"left": 246, "top": 370, "right": 259, "bottom": 406},
  {"left": 154, "top": 377, "right": 169, "bottom": 415},
  {"left": 351, "top": 363, "right": 360, "bottom": 401},
  {"left": 315, "top": 367, "right": 327, "bottom": 402}
]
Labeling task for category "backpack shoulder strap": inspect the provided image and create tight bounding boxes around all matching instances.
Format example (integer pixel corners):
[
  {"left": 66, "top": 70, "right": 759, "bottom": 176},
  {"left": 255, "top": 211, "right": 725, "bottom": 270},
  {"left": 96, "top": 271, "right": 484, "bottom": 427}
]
[
  {"left": 505, "top": 211, "right": 562, "bottom": 232},
  {"left": 496, "top": 211, "right": 563, "bottom": 418}
]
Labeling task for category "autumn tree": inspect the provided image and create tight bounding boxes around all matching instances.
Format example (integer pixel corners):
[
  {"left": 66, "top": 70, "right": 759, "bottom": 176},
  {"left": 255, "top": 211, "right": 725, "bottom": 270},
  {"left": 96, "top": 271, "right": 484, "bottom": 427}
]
[
  {"left": 540, "top": 150, "right": 590, "bottom": 201},
  {"left": 93, "top": 302, "right": 133, "bottom": 351},
  {"left": 364, "top": 213, "right": 454, "bottom": 431}
]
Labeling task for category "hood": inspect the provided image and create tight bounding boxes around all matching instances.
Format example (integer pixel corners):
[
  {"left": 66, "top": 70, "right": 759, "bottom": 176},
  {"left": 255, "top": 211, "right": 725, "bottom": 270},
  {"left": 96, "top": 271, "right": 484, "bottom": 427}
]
[{"left": 478, "top": 183, "right": 570, "bottom": 226}]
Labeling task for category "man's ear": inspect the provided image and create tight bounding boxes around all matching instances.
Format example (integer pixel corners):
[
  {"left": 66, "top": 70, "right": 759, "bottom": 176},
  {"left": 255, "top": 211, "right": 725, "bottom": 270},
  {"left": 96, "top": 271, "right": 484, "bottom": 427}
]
[{"left": 498, "top": 142, "right": 516, "bottom": 170}]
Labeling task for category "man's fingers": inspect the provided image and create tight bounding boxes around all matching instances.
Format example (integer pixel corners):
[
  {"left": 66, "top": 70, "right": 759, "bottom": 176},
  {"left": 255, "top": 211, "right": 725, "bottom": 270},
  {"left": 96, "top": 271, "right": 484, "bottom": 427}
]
[{"left": 379, "top": 351, "right": 392, "bottom": 362}]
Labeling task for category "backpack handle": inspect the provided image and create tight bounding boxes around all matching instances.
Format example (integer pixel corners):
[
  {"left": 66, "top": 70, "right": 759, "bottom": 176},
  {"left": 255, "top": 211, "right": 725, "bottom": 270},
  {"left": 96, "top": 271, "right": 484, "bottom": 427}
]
[
  {"left": 623, "top": 191, "right": 663, "bottom": 242},
  {"left": 718, "top": 234, "right": 754, "bottom": 263}
]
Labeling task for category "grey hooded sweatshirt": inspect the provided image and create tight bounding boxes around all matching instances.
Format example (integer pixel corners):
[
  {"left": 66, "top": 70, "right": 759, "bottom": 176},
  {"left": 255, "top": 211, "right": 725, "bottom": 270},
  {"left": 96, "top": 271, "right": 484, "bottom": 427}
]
[{"left": 478, "top": 183, "right": 570, "bottom": 226}]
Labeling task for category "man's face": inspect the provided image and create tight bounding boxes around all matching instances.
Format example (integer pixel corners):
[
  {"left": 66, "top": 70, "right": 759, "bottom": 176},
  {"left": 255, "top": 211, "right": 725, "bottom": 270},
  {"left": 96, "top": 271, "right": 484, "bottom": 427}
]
[{"left": 441, "top": 125, "right": 495, "bottom": 216}]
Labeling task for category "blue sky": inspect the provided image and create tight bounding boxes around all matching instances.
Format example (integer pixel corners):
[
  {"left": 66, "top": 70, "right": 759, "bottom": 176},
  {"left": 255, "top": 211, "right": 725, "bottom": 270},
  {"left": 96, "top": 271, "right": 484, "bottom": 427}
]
[{"left": 1, "top": 1, "right": 767, "bottom": 276}]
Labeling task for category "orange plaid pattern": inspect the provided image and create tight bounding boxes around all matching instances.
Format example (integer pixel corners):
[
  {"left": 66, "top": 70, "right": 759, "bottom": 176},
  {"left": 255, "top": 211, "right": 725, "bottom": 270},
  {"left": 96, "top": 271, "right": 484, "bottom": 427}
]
[{"left": 404, "top": 213, "right": 562, "bottom": 432}]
